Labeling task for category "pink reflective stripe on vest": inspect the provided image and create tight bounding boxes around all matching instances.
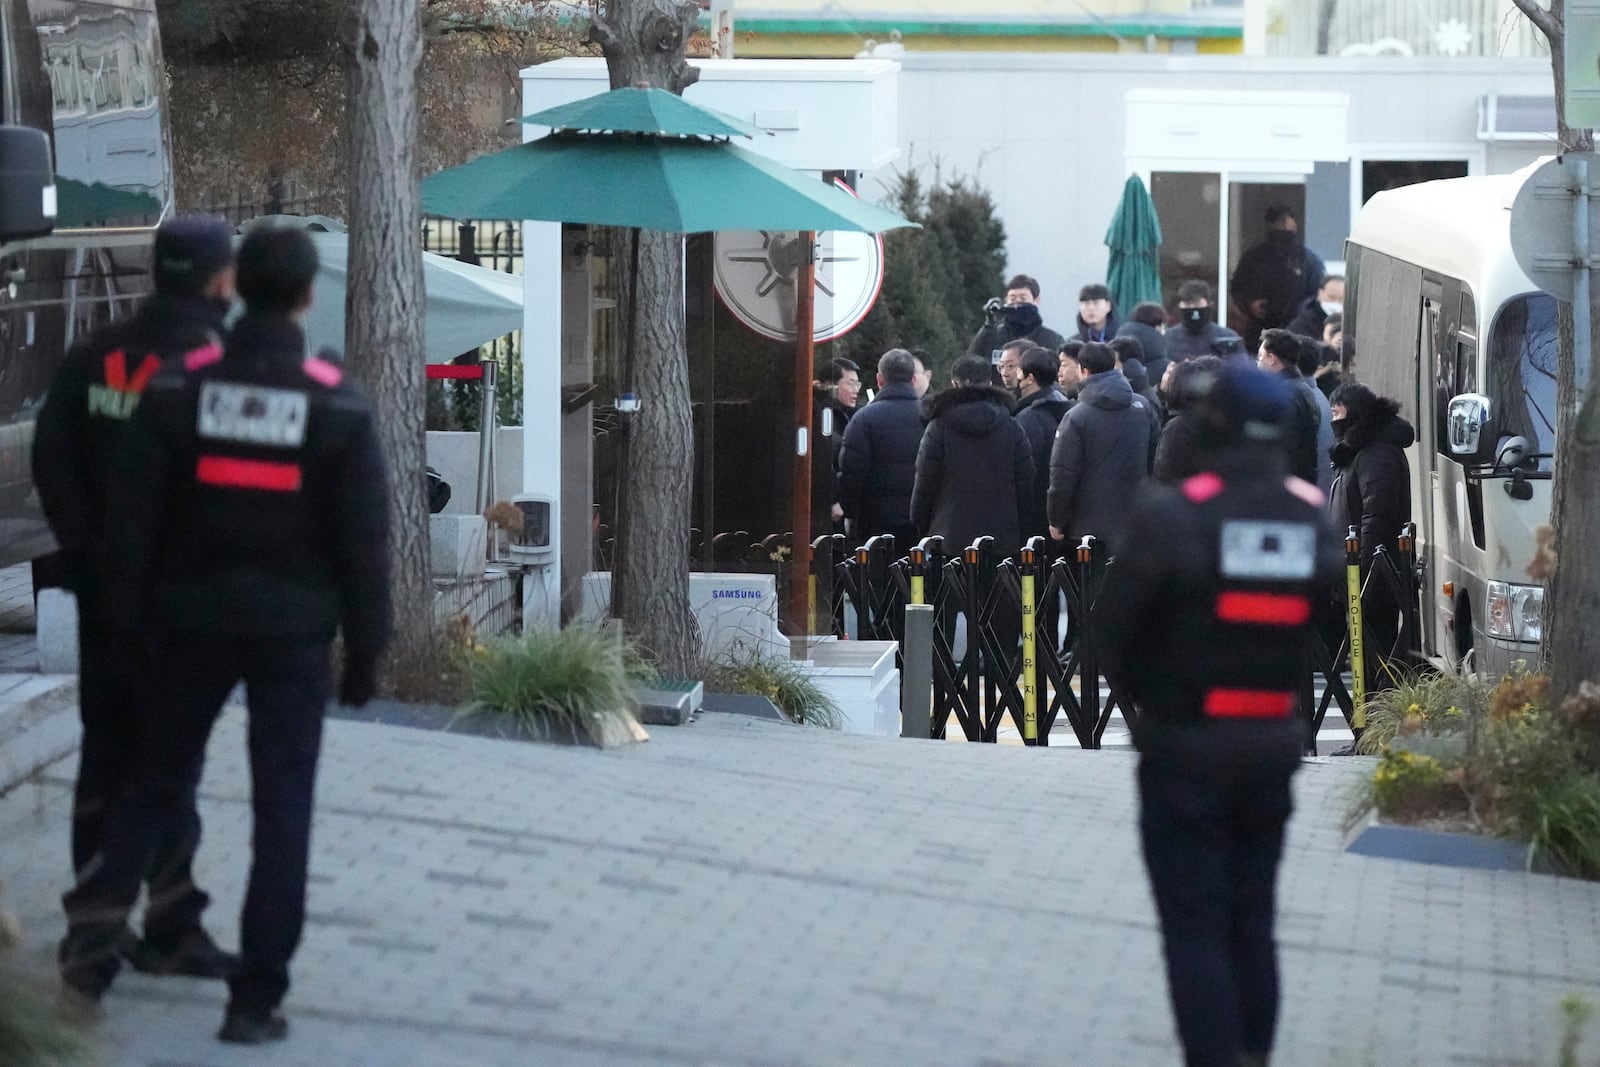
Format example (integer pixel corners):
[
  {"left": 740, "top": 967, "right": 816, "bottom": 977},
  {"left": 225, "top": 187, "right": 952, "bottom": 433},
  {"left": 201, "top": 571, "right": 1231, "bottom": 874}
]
[
  {"left": 1182, "top": 472, "right": 1225, "bottom": 503},
  {"left": 183, "top": 343, "right": 223, "bottom": 372},
  {"left": 303, "top": 356, "right": 343, "bottom": 387}
]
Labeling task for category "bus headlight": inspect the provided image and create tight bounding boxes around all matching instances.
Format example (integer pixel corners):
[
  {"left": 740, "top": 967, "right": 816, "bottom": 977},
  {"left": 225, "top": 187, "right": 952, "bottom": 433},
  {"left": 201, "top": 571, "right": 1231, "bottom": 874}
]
[{"left": 1486, "top": 582, "right": 1543, "bottom": 643}]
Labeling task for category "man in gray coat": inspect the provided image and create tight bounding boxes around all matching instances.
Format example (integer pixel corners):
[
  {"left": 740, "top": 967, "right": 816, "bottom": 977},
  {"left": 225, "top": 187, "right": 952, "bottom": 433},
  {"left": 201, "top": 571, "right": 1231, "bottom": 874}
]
[{"left": 1048, "top": 342, "right": 1155, "bottom": 557}]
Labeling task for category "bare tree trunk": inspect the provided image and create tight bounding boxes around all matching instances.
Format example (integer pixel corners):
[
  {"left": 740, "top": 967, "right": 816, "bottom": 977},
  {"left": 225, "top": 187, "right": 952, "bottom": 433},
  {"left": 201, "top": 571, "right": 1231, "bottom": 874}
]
[
  {"left": 589, "top": 1, "right": 701, "bottom": 675},
  {"left": 1511, "top": 0, "right": 1600, "bottom": 722},
  {"left": 342, "top": 0, "right": 433, "bottom": 685},
  {"left": 1315, "top": 0, "right": 1339, "bottom": 54}
]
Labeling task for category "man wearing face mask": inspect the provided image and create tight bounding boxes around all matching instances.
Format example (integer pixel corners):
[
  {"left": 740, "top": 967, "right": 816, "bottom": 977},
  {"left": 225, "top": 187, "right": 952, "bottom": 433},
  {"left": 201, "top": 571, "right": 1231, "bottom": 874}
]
[
  {"left": 1230, "top": 206, "right": 1326, "bottom": 351},
  {"left": 1167, "top": 280, "right": 1247, "bottom": 366},
  {"left": 966, "top": 273, "right": 1066, "bottom": 363},
  {"left": 1286, "top": 274, "right": 1344, "bottom": 341}
]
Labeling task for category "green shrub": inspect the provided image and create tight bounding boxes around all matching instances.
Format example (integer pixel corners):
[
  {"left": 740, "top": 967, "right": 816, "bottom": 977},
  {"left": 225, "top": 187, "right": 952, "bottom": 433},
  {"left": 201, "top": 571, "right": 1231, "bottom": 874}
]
[
  {"left": 1531, "top": 776, "right": 1600, "bottom": 881},
  {"left": 462, "top": 623, "right": 643, "bottom": 745},
  {"left": 701, "top": 652, "right": 844, "bottom": 730},
  {"left": 1371, "top": 749, "right": 1460, "bottom": 819},
  {"left": 0, "top": 969, "right": 95, "bottom": 1066},
  {"left": 1354, "top": 670, "right": 1481, "bottom": 755}
]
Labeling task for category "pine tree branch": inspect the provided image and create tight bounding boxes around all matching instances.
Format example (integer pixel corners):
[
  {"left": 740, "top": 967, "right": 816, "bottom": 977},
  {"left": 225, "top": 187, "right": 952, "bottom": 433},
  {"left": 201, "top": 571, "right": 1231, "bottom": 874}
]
[{"left": 1509, "top": 0, "right": 1561, "bottom": 46}]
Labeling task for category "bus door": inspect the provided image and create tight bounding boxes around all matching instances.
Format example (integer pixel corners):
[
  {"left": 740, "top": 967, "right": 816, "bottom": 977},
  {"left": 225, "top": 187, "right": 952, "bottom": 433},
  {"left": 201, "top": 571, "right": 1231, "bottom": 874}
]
[{"left": 1415, "top": 290, "right": 1450, "bottom": 661}]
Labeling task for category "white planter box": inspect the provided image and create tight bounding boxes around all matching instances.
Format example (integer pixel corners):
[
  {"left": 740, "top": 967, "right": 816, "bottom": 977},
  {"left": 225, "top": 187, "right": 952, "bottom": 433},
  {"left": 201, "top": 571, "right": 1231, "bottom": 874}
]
[{"left": 796, "top": 637, "right": 900, "bottom": 737}]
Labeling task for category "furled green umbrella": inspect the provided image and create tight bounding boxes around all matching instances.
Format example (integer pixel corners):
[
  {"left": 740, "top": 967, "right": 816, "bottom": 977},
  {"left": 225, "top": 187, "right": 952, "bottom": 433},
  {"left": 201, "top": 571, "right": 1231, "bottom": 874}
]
[
  {"left": 421, "top": 84, "right": 916, "bottom": 625},
  {"left": 1104, "top": 174, "right": 1164, "bottom": 314}
]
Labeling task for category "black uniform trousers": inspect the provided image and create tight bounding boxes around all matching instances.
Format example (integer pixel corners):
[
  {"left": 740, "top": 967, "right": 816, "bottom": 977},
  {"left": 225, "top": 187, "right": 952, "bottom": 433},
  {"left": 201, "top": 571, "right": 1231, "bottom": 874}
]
[
  {"left": 72, "top": 615, "right": 210, "bottom": 945},
  {"left": 1138, "top": 731, "right": 1298, "bottom": 1067},
  {"left": 62, "top": 634, "right": 330, "bottom": 1012}
]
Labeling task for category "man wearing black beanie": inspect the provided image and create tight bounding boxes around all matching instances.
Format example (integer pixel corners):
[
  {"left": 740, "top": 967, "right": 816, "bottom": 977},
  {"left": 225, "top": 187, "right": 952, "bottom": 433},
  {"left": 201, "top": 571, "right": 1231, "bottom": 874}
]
[{"left": 34, "top": 215, "right": 240, "bottom": 985}]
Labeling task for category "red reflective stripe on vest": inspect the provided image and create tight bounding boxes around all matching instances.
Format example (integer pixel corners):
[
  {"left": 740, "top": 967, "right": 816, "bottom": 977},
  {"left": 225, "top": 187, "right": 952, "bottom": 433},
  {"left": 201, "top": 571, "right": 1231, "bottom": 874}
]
[
  {"left": 195, "top": 455, "right": 303, "bottom": 492},
  {"left": 103, "top": 350, "right": 160, "bottom": 394},
  {"left": 1202, "top": 689, "right": 1296, "bottom": 719},
  {"left": 1215, "top": 591, "right": 1312, "bottom": 626},
  {"left": 104, "top": 350, "right": 128, "bottom": 390}
]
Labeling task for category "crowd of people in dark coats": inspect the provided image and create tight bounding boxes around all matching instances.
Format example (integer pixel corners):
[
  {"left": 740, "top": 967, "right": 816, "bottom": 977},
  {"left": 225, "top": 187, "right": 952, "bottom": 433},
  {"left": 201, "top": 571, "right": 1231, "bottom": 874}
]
[{"left": 810, "top": 263, "right": 1411, "bottom": 683}]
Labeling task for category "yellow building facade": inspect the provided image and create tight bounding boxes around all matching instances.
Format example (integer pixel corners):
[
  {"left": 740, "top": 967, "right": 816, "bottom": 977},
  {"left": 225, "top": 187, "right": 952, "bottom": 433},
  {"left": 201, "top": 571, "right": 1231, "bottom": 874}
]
[{"left": 718, "top": 1, "right": 1244, "bottom": 57}]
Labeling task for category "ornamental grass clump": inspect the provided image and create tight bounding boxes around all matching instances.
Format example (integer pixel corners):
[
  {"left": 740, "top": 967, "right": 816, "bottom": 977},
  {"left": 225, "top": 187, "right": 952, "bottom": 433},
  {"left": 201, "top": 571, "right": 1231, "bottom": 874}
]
[
  {"left": 1360, "top": 666, "right": 1600, "bottom": 879},
  {"left": 701, "top": 650, "right": 844, "bottom": 729},
  {"left": 462, "top": 623, "right": 643, "bottom": 746}
]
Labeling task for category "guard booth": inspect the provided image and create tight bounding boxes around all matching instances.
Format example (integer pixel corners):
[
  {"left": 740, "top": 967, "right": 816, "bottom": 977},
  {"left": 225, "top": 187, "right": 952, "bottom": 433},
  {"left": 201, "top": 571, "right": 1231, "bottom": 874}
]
[{"left": 516, "top": 58, "right": 902, "bottom": 631}]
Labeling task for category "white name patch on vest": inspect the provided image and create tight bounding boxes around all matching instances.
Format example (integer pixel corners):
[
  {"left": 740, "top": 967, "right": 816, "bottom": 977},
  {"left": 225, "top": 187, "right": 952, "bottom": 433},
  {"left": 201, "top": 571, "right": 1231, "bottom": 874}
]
[
  {"left": 197, "top": 382, "right": 308, "bottom": 448},
  {"left": 1219, "top": 520, "right": 1316, "bottom": 581}
]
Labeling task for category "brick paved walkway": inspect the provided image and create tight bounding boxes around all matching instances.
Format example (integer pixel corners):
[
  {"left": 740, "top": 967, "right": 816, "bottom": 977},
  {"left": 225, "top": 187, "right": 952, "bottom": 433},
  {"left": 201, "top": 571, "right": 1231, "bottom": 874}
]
[{"left": 4, "top": 706, "right": 1599, "bottom": 1066}]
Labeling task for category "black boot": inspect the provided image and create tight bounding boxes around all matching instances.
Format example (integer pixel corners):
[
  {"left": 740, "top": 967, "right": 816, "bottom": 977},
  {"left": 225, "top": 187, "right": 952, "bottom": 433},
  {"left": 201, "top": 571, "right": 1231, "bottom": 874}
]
[
  {"left": 218, "top": 1006, "right": 289, "bottom": 1044},
  {"left": 127, "top": 929, "right": 240, "bottom": 980}
]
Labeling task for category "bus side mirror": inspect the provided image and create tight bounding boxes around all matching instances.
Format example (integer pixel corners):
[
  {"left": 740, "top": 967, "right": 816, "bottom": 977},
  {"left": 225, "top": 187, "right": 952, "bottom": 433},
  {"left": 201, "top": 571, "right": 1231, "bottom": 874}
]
[
  {"left": 0, "top": 126, "right": 56, "bottom": 242},
  {"left": 1446, "top": 392, "right": 1495, "bottom": 463},
  {"left": 1494, "top": 434, "right": 1533, "bottom": 472}
]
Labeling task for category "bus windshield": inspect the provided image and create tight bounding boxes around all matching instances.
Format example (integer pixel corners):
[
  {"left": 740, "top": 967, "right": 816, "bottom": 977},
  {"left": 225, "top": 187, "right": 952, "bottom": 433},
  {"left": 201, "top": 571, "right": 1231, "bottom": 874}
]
[{"left": 1487, "top": 293, "right": 1558, "bottom": 467}]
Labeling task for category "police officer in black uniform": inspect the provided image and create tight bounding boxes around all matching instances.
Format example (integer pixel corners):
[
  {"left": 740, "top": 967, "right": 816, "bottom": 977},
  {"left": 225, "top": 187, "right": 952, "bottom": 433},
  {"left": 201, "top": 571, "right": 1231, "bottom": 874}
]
[
  {"left": 59, "top": 226, "right": 392, "bottom": 1044},
  {"left": 33, "top": 217, "right": 238, "bottom": 980},
  {"left": 1094, "top": 366, "right": 1341, "bottom": 1067}
]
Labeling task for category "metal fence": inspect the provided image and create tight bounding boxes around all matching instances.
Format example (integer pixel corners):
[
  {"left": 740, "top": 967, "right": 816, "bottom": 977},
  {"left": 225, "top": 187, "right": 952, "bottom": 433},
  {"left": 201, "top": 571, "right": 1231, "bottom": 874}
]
[{"left": 809, "top": 524, "right": 1423, "bottom": 751}]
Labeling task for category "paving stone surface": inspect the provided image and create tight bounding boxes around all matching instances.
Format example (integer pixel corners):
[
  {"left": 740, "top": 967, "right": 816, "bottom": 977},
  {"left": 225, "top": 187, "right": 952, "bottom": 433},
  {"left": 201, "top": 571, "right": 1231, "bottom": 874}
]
[{"left": 3, "top": 704, "right": 1599, "bottom": 1067}]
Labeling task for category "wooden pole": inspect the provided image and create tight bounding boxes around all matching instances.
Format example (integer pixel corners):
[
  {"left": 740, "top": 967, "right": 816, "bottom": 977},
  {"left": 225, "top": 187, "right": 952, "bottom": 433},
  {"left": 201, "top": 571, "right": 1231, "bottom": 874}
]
[{"left": 789, "top": 233, "right": 817, "bottom": 636}]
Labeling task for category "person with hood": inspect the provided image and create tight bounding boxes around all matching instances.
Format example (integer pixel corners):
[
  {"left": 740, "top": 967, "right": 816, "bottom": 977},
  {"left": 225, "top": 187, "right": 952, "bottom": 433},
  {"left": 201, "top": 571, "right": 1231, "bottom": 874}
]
[
  {"left": 1256, "top": 328, "right": 1323, "bottom": 486},
  {"left": 1230, "top": 205, "right": 1326, "bottom": 351},
  {"left": 838, "top": 349, "right": 926, "bottom": 548},
  {"left": 1285, "top": 274, "right": 1344, "bottom": 341},
  {"left": 1074, "top": 283, "right": 1122, "bottom": 343},
  {"left": 1328, "top": 381, "right": 1416, "bottom": 694},
  {"left": 1048, "top": 342, "right": 1154, "bottom": 556},
  {"left": 1116, "top": 301, "right": 1171, "bottom": 384},
  {"left": 1111, "top": 335, "right": 1166, "bottom": 435},
  {"left": 33, "top": 217, "right": 241, "bottom": 987},
  {"left": 1093, "top": 365, "right": 1342, "bottom": 1067},
  {"left": 1012, "top": 344, "right": 1073, "bottom": 542},
  {"left": 966, "top": 274, "right": 1067, "bottom": 362},
  {"left": 911, "top": 355, "right": 1033, "bottom": 554},
  {"left": 1168, "top": 280, "right": 1248, "bottom": 365},
  {"left": 1152, "top": 355, "right": 1225, "bottom": 485}
]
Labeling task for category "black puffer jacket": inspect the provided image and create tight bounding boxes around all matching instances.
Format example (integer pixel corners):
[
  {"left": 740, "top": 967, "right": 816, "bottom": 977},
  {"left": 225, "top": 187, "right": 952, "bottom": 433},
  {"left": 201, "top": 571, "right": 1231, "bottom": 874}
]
[
  {"left": 1013, "top": 385, "right": 1073, "bottom": 538},
  {"left": 911, "top": 384, "right": 1033, "bottom": 553},
  {"left": 1153, "top": 411, "right": 1209, "bottom": 486},
  {"left": 837, "top": 381, "right": 924, "bottom": 539},
  {"left": 1047, "top": 370, "right": 1154, "bottom": 552},
  {"left": 1115, "top": 321, "right": 1170, "bottom": 384},
  {"left": 1329, "top": 398, "right": 1414, "bottom": 565},
  {"left": 967, "top": 303, "right": 1067, "bottom": 361},
  {"left": 32, "top": 294, "right": 226, "bottom": 608},
  {"left": 1074, "top": 306, "right": 1123, "bottom": 344},
  {"left": 1167, "top": 320, "right": 1246, "bottom": 363},
  {"left": 1276, "top": 366, "right": 1323, "bottom": 486}
]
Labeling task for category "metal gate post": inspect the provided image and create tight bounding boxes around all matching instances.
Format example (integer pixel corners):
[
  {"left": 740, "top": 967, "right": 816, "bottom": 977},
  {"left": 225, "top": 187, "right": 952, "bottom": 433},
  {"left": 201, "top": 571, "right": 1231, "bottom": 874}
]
[{"left": 902, "top": 604, "right": 934, "bottom": 739}]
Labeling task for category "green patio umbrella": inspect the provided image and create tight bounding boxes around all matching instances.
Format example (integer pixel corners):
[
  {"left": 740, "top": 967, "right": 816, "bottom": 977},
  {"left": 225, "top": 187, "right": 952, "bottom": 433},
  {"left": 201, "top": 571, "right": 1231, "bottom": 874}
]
[
  {"left": 421, "top": 84, "right": 916, "bottom": 625},
  {"left": 524, "top": 84, "right": 760, "bottom": 139},
  {"left": 423, "top": 133, "right": 912, "bottom": 235},
  {"left": 1104, "top": 174, "right": 1164, "bottom": 314}
]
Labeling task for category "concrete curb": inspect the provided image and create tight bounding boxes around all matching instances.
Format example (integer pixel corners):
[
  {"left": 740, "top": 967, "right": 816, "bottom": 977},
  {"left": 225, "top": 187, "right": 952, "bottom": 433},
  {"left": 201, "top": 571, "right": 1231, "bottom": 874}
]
[{"left": 0, "top": 676, "right": 79, "bottom": 796}]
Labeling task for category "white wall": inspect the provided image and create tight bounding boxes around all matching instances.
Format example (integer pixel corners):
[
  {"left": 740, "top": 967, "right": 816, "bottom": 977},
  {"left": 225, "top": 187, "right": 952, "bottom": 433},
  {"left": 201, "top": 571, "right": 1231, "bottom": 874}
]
[{"left": 871, "top": 53, "right": 1554, "bottom": 316}]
